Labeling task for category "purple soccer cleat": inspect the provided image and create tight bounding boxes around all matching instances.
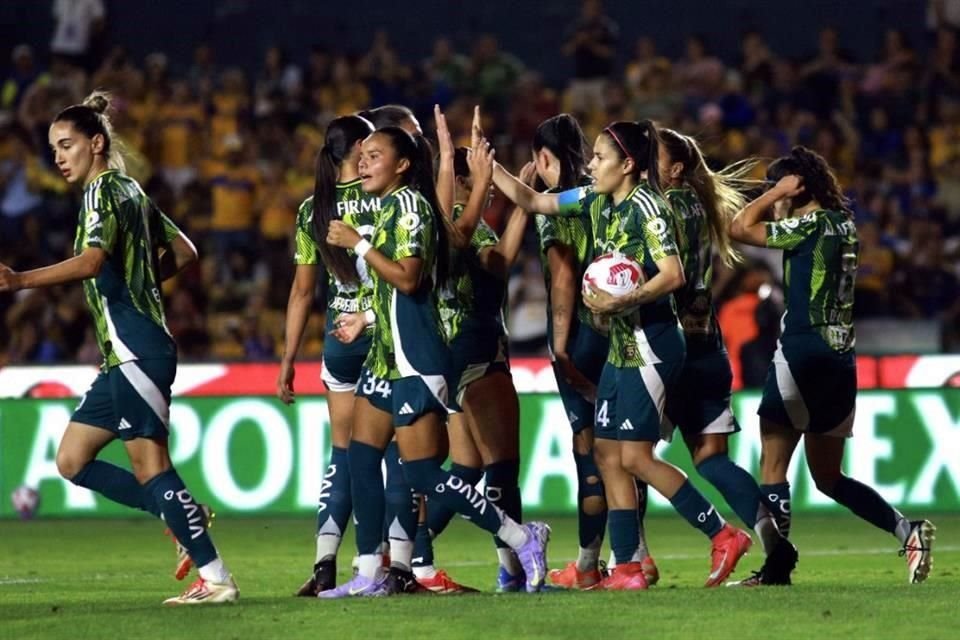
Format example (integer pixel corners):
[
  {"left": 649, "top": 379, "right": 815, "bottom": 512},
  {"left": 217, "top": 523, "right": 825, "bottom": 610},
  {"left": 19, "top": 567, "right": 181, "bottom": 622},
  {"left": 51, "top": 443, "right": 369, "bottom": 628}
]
[
  {"left": 515, "top": 522, "right": 551, "bottom": 593},
  {"left": 317, "top": 574, "right": 388, "bottom": 599}
]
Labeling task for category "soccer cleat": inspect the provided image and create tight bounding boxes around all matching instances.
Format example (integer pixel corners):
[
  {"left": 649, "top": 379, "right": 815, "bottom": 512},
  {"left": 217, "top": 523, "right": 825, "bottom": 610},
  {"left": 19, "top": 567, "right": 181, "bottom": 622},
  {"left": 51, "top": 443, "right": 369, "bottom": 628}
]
[
  {"left": 385, "top": 567, "right": 433, "bottom": 595},
  {"left": 317, "top": 574, "right": 388, "bottom": 599},
  {"left": 600, "top": 562, "right": 649, "bottom": 591},
  {"left": 547, "top": 561, "right": 603, "bottom": 590},
  {"left": 900, "top": 520, "right": 935, "bottom": 584},
  {"left": 515, "top": 522, "right": 552, "bottom": 593},
  {"left": 706, "top": 525, "right": 753, "bottom": 587},
  {"left": 640, "top": 556, "right": 660, "bottom": 586},
  {"left": 163, "top": 576, "right": 239, "bottom": 606},
  {"left": 496, "top": 566, "right": 526, "bottom": 593},
  {"left": 167, "top": 503, "right": 214, "bottom": 581},
  {"left": 416, "top": 569, "right": 479, "bottom": 594},
  {"left": 295, "top": 558, "right": 336, "bottom": 597},
  {"left": 726, "top": 538, "right": 798, "bottom": 587}
]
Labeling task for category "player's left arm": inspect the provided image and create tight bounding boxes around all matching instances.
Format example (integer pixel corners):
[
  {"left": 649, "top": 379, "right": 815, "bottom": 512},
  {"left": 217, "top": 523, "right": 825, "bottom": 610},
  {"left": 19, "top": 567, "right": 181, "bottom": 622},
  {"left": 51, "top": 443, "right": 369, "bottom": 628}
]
[
  {"left": 0, "top": 248, "right": 108, "bottom": 292},
  {"left": 478, "top": 205, "right": 528, "bottom": 280},
  {"left": 157, "top": 212, "right": 198, "bottom": 280}
]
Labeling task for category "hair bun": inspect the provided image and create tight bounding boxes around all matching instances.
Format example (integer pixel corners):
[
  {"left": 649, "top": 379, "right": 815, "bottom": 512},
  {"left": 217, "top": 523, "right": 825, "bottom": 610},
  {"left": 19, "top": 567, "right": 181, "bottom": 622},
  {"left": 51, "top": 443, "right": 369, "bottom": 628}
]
[{"left": 82, "top": 91, "right": 110, "bottom": 115}]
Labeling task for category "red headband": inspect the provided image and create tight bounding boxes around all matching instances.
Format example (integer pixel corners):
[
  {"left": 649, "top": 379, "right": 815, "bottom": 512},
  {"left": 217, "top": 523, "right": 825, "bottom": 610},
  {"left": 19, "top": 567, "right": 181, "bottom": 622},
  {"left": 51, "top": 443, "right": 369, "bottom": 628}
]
[{"left": 604, "top": 127, "right": 634, "bottom": 164}]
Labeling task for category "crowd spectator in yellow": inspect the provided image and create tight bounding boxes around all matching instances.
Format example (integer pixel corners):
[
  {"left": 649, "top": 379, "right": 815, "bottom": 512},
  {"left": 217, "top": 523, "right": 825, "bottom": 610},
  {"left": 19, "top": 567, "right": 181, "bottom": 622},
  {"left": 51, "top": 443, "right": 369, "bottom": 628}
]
[
  {"left": 158, "top": 80, "right": 205, "bottom": 195},
  {"left": 203, "top": 134, "right": 260, "bottom": 268}
]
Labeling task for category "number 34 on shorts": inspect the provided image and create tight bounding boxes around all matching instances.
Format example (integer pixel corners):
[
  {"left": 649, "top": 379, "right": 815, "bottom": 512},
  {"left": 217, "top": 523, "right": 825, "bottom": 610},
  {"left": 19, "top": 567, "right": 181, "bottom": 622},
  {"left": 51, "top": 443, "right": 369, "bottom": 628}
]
[{"left": 356, "top": 367, "right": 393, "bottom": 413}]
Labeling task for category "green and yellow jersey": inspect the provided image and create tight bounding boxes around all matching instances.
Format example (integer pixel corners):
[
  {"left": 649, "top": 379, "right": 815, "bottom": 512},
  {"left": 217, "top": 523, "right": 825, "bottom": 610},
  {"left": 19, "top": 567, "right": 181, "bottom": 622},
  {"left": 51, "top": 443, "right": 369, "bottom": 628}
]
[
  {"left": 558, "top": 181, "right": 683, "bottom": 367},
  {"left": 364, "top": 186, "right": 449, "bottom": 380},
  {"left": 764, "top": 209, "right": 858, "bottom": 352},
  {"left": 73, "top": 170, "right": 181, "bottom": 368}
]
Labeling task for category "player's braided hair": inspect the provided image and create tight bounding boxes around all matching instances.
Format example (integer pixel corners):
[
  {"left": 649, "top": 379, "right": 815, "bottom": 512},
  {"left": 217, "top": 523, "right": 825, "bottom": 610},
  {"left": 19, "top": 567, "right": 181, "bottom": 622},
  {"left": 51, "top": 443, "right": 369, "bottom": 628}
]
[
  {"left": 314, "top": 115, "right": 374, "bottom": 284},
  {"left": 767, "top": 146, "right": 853, "bottom": 218},
  {"left": 533, "top": 114, "right": 589, "bottom": 190}
]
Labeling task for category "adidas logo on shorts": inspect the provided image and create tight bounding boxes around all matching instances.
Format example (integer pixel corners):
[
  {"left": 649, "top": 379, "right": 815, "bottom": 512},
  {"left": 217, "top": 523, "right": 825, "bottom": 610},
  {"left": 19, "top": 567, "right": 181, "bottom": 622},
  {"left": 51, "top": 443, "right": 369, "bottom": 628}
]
[
  {"left": 119, "top": 418, "right": 133, "bottom": 431},
  {"left": 399, "top": 403, "right": 415, "bottom": 415},
  {"left": 568, "top": 411, "right": 579, "bottom": 424},
  {"left": 619, "top": 419, "right": 634, "bottom": 431}
]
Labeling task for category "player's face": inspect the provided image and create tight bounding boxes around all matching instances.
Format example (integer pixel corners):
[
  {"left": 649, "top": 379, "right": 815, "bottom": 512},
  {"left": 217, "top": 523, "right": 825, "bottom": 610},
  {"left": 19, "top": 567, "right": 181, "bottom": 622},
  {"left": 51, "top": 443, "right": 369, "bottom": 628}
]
[
  {"left": 657, "top": 144, "right": 683, "bottom": 186},
  {"left": 588, "top": 135, "right": 629, "bottom": 194},
  {"left": 358, "top": 133, "right": 409, "bottom": 195},
  {"left": 48, "top": 121, "right": 102, "bottom": 185}
]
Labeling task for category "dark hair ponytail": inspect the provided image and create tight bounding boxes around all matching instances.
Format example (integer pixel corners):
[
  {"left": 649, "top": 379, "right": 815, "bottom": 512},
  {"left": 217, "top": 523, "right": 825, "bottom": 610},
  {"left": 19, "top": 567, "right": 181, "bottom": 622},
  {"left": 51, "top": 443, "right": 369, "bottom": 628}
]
[
  {"left": 357, "top": 104, "right": 418, "bottom": 131},
  {"left": 533, "top": 114, "right": 589, "bottom": 190},
  {"left": 602, "top": 119, "right": 662, "bottom": 195},
  {"left": 375, "top": 126, "right": 451, "bottom": 287},
  {"left": 53, "top": 90, "right": 126, "bottom": 172},
  {"left": 313, "top": 115, "right": 374, "bottom": 284},
  {"left": 766, "top": 145, "right": 853, "bottom": 218}
]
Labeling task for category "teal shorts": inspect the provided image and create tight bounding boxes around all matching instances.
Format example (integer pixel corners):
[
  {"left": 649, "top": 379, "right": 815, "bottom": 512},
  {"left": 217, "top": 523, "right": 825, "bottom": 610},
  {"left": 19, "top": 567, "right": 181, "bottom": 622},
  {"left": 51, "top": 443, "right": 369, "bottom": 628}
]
[
  {"left": 758, "top": 333, "right": 856, "bottom": 437},
  {"left": 321, "top": 333, "right": 372, "bottom": 392},
  {"left": 666, "top": 340, "right": 739, "bottom": 438},
  {"left": 448, "top": 328, "right": 510, "bottom": 412},
  {"left": 356, "top": 367, "right": 449, "bottom": 426},
  {"left": 553, "top": 320, "right": 608, "bottom": 434},
  {"left": 595, "top": 360, "right": 683, "bottom": 442},
  {"left": 71, "top": 358, "right": 176, "bottom": 441}
]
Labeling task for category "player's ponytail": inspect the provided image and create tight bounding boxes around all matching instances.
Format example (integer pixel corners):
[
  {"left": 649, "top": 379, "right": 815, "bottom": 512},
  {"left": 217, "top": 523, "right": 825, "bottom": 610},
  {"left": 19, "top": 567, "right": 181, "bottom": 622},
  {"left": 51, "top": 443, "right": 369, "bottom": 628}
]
[
  {"left": 533, "top": 114, "right": 589, "bottom": 190},
  {"left": 660, "top": 128, "right": 757, "bottom": 266},
  {"left": 767, "top": 146, "right": 853, "bottom": 218},
  {"left": 377, "top": 126, "right": 452, "bottom": 287},
  {"left": 53, "top": 90, "right": 128, "bottom": 173},
  {"left": 313, "top": 115, "right": 374, "bottom": 284},
  {"left": 602, "top": 119, "right": 662, "bottom": 195}
]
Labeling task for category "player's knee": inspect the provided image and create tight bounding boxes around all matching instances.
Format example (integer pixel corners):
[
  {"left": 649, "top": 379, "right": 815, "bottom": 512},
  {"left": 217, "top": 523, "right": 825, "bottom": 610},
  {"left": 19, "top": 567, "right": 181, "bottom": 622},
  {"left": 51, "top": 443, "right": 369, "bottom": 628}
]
[
  {"left": 811, "top": 469, "right": 842, "bottom": 498},
  {"left": 572, "top": 431, "right": 592, "bottom": 456},
  {"left": 619, "top": 447, "right": 653, "bottom": 481},
  {"left": 56, "top": 450, "right": 87, "bottom": 481},
  {"left": 401, "top": 458, "right": 444, "bottom": 495},
  {"left": 581, "top": 473, "right": 606, "bottom": 515}
]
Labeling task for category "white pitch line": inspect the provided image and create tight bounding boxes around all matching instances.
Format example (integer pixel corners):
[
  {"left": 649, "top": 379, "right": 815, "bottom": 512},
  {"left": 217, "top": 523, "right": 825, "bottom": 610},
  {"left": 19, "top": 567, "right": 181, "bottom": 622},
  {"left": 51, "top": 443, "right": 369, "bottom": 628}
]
[{"left": 0, "top": 578, "right": 44, "bottom": 585}]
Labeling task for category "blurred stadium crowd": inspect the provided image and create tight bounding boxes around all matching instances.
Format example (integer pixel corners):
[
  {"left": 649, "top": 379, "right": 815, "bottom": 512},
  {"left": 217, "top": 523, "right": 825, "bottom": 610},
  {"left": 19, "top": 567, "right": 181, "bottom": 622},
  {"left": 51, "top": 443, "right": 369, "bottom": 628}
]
[{"left": 1, "top": 0, "right": 959, "bottom": 384}]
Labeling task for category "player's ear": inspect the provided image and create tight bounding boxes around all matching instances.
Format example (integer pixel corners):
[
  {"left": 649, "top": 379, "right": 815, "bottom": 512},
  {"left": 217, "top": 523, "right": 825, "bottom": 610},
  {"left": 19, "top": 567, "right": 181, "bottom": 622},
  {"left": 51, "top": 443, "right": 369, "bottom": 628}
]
[
  {"left": 621, "top": 156, "right": 635, "bottom": 177},
  {"left": 396, "top": 157, "right": 411, "bottom": 176},
  {"left": 90, "top": 133, "right": 105, "bottom": 155}
]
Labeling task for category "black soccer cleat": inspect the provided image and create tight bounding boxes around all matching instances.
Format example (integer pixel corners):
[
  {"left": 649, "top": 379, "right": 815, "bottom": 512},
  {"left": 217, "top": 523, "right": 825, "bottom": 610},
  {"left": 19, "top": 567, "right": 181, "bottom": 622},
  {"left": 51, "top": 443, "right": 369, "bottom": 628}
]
[
  {"left": 385, "top": 567, "right": 434, "bottom": 595},
  {"left": 295, "top": 558, "right": 336, "bottom": 597},
  {"left": 726, "top": 538, "right": 798, "bottom": 587}
]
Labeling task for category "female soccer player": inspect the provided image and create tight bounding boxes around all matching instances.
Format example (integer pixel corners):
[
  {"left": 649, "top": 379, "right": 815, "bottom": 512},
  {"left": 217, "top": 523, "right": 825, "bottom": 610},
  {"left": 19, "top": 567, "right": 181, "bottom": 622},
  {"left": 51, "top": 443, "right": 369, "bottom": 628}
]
[
  {"left": 527, "top": 114, "right": 648, "bottom": 590},
  {"left": 411, "top": 138, "right": 533, "bottom": 593},
  {"left": 278, "top": 114, "right": 378, "bottom": 596},
  {"left": 492, "top": 120, "right": 752, "bottom": 590},
  {"left": 658, "top": 128, "right": 796, "bottom": 585},
  {"left": 728, "top": 146, "right": 935, "bottom": 585},
  {"left": 0, "top": 93, "right": 238, "bottom": 605},
  {"left": 318, "top": 126, "right": 550, "bottom": 597}
]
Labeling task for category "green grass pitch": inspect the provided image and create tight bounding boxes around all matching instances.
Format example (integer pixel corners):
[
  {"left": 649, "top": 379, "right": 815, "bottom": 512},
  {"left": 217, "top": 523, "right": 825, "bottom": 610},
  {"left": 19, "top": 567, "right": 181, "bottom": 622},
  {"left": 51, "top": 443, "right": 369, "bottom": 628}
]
[{"left": 1, "top": 514, "right": 958, "bottom": 639}]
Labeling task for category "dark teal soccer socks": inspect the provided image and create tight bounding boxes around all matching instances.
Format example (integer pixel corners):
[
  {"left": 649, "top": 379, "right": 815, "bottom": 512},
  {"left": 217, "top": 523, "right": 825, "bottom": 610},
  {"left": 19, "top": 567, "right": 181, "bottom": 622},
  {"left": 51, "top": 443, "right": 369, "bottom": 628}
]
[
  {"left": 315, "top": 446, "right": 352, "bottom": 560},
  {"left": 71, "top": 460, "right": 160, "bottom": 517},
  {"left": 697, "top": 453, "right": 764, "bottom": 528},
  {"left": 832, "top": 475, "right": 902, "bottom": 535},
  {"left": 670, "top": 480, "right": 725, "bottom": 538},
  {"left": 608, "top": 509, "right": 639, "bottom": 564},
  {"left": 349, "top": 440, "right": 386, "bottom": 555},
  {"left": 412, "top": 463, "right": 482, "bottom": 569},
  {"left": 574, "top": 451, "right": 606, "bottom": 549},
  {"left": 145, "top": 469, "right": 217, "bottom": 568},
  {"left": 485, "top": 459, "right": 522, "bottom": 549},
  {"left": 760, "top": 481, "right": 792, "bottom": 538}
]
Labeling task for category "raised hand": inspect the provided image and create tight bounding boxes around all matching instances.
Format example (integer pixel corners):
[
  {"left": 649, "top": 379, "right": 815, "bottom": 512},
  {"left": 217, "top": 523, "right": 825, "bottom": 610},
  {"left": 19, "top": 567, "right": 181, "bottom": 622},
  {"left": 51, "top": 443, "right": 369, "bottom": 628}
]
[{"left": 327, "top": 220, "right": 362, "bottom": 249}]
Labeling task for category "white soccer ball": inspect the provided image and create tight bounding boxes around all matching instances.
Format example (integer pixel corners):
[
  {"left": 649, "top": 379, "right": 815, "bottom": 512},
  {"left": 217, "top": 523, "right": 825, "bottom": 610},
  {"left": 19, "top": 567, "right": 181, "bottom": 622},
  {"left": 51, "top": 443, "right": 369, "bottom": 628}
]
[
  {"left": 11, "top": 485, "right": 40, "bottom": 520},
  {"left": 582, "top": 252, "right": 646, "bottom": 299}
]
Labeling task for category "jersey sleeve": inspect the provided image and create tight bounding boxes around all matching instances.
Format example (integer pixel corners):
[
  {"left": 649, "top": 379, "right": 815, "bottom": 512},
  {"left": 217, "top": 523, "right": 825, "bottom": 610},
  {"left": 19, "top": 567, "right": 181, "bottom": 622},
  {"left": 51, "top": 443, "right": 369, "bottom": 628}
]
[
  {"left": 158, "top": 211, "right": 183, "bottom": 243},
  {"left": 635, "top": 191, "right": 678, "bottom": 262},
  {"left": 535, "top": 214, "right": 561, "bottom": 254},
  {"left": 556, "top": 186, "right": 594, "bottom": 217},
  {"left": 470, "top": 218, "right": 499, "bottom": 252},
  {"left": 764, "top": 213, "right": 820, "bottom": 250},
  {"left": 390, "top": 197, "right": 429, "bottom": 260},
  {"left": 83, "top": 183, "right": 118, "bottom": 253},
  {"left": 293, "top": 198, "right": 319, "bottom": 265}
]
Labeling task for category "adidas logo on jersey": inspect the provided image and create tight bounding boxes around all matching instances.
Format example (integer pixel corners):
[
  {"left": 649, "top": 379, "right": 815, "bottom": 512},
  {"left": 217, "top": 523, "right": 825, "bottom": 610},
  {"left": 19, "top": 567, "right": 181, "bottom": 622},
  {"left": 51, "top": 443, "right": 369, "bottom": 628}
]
[
  {"left": 399, "top": 403, "right": 415, "bottom": 415},
  {"left": 620, "top": 419, "right": 634, "bottom": 431}
]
